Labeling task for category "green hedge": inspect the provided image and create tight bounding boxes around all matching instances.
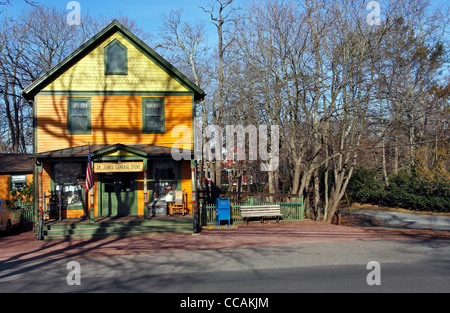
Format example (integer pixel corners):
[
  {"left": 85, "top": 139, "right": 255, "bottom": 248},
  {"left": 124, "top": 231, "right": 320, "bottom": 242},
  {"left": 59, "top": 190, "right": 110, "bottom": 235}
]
[{"left": 347, "top": 167, "right": 449, "bottom": 213}]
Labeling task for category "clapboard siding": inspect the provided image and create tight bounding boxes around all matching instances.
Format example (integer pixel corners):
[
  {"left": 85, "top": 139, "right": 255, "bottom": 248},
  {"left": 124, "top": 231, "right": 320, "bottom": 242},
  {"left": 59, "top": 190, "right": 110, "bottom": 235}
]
[
  {"left": 35, "top": 94, "right": 193, "bottom": 153},
  {"left": 0, "top": 175, "right": 10, "bottom": 199},
  {"left": 42, "top": 163, "right": 51, "bottom": 200}
]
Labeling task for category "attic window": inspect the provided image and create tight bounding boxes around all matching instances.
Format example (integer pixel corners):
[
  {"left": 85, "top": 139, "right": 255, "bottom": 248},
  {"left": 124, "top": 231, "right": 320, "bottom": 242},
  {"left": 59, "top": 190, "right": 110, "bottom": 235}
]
[{"left": 105, "top": 39, "right": 127, "bottom": 75}]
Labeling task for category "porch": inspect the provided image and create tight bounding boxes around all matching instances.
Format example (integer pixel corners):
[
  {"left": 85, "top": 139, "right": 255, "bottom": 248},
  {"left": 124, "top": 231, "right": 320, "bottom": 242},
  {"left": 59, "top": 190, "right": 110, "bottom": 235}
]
[
  {"left": 33, "top": 143, "right": 198, "bottom": 232},
  {"left": 43, "top": 214, "right": 194, "bottom": 240}
]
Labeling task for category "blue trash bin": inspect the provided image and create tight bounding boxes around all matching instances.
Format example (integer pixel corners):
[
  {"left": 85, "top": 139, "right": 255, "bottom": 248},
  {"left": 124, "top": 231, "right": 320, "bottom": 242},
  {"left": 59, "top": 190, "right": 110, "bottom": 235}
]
[{"left": 215, "top": 198, "right": 231, "bottom": 225}]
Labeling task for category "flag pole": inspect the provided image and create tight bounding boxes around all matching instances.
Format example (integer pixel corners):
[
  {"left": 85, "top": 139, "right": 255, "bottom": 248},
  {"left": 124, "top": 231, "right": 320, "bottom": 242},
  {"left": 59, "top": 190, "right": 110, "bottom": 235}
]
[
  {"left": 86, "top": 141, "right": 95, "bottom": 223},
  {"left": 82, "top": 143, "right": 89, "bottom": 219}
]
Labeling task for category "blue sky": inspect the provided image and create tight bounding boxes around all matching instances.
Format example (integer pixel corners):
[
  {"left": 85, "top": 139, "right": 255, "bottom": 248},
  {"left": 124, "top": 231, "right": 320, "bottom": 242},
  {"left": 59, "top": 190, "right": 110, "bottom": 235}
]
[
  {"left": 3, "top": 0, "right": 448, "bottom": 43},
  {"left": 4, "top": 0, "right": 245, "bottom": 42}
]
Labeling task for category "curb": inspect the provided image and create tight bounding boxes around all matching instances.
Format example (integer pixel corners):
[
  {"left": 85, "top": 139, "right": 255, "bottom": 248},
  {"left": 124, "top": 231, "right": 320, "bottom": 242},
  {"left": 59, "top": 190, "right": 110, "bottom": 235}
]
[{"left": 202, "top": 225, "right": 238, "bottom": 230}]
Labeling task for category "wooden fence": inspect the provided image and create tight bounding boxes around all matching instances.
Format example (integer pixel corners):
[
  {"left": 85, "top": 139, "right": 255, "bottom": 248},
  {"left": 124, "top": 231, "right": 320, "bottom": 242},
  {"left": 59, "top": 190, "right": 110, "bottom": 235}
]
[
  {"left": 202, "top": 197, "right": 304, "bottom": 225},
  {"left": 13, "top": 200, "right": 34, "bottom": 222},
  {"left": 20, "top": 203, "right": 34, "bottom": 222}
]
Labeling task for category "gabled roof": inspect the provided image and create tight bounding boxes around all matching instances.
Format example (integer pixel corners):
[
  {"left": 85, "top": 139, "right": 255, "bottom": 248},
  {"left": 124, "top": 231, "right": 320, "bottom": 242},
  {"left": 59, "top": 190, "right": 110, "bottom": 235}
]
[{"left": 22, "top": 20, "right": 205, "bottom": 101}]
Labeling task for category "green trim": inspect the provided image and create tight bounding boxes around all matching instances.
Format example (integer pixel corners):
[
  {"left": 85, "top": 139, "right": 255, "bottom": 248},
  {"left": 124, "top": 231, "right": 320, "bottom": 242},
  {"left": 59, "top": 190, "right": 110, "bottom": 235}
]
[
  {"left": 96, "top": 155, "right": 146, "bottom": 162},
  {"left": 104, "top": 38, "right": 128, "bottom": 75},
  {"left": 33, "top": 96, "right": 37, "bottom": 154},
  {"left": 97, "top": 178, "right": 102, "bottom": 217},
  {"left": 90, "top": 184, "right": 95, "bottom": 223},
  {"left": 38, "top": 90, "right": 194, "bottom": 96},
  {"left": 35, "top": 162, "right": 43, "bottom": 224},
  {"left": 123, "top": 35, "right": 201, "bottom": 97},
  {"left": 33, "top": 162, "right": 38, "bottom": 224},
  {"left": 67, "top": 97, "right": 91, "bottom": 135},
  {"left": 91, "top": 143, "right": 148, "bottom": 158},
  {"left": 130, "top": 175, "right": 138, "bottom": 216},
  {"left": 142, "top": 97, "right": 165, "bottom": 134},
  {"left": 22, "top": 20, "right": 205, "bottom": 101},
  {"left": 50, "top": 163, "right": 55, "bottom": 190}
]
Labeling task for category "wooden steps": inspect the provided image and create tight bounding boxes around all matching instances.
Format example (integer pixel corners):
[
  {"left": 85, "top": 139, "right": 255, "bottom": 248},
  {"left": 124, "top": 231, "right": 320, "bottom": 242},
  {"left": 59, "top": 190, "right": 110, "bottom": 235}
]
[{"left": 43, "top": 216, "right": 193, "bottom": 240}]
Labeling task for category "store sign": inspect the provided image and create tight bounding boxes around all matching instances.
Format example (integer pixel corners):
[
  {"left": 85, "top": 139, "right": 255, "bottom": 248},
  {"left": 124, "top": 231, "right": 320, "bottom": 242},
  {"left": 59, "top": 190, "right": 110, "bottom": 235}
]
[{"left": 94, "top": 161, "right": 143, "bottom": 173}]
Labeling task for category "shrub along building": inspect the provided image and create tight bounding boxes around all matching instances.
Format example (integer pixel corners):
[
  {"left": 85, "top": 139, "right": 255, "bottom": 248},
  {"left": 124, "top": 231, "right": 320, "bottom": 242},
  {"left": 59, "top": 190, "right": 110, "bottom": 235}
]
[{"left": 22, "top": 20, "right": 205, "bottom": 236}]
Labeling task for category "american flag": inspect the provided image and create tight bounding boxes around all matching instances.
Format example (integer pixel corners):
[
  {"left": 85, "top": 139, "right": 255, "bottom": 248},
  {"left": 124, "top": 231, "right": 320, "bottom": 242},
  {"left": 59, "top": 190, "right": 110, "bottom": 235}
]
[{"left": 86, "top": 143, "right": 94, "bottom": 192}]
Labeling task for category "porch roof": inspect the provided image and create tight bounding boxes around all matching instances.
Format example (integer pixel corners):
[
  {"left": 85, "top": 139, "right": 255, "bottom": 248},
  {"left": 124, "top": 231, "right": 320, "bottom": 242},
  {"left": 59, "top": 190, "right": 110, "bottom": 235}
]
[
  {"left": 32, "top": 144, "right": 191, "bottom": 159},
  {"left": 0, "top": 154, "right": 34, "bottom": 173}
]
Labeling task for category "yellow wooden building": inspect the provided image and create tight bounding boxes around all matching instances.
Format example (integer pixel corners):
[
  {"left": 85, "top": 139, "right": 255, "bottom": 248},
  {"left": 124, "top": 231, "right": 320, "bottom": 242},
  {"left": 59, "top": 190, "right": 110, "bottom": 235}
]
[{"left": 22, "top": 20, "right": 204, "bottom": 227}]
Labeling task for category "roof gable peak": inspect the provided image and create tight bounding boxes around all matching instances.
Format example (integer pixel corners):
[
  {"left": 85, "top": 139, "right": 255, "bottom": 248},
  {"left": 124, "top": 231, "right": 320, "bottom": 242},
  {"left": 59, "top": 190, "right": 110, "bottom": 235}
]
[{"left": 22, "top": 20, "right": 205, "bottom": 101}]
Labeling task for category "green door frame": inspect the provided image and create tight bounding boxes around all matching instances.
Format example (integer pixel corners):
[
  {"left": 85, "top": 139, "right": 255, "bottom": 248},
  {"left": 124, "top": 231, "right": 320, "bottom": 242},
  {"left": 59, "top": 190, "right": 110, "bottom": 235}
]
[
  {"left": 92, "top": 144, "right": 148, "bottom": 218},
  {"left": 99, "top": 172, "right": 138, "bottom": 217}
]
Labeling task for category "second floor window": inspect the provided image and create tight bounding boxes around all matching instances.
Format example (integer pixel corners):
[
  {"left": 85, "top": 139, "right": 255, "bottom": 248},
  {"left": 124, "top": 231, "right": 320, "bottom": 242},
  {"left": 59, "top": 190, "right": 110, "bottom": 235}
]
[
  {"left": 67, "top": 98, "right": 91, "bottom": 134},
  {"left": 142, "top": 97, "right": 165, "bottom": 133}
]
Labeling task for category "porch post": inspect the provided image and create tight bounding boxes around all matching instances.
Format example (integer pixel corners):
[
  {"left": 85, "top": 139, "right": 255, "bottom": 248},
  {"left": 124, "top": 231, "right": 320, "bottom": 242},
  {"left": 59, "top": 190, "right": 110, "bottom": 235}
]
[
  {"left": 38, "top": 164, "right": 43, "bottom": 220},
  {"left": 89, "top": 178, "right": 95, "bottom": 224},
  {"left": 37, "top": 163, "right": 44, "bottom": 240},
  {"left": 191, "top": 159, "right": 199, "bottom": 233},
  {"left": 143, "top": 163, "right": 148, "bottom": 220}
]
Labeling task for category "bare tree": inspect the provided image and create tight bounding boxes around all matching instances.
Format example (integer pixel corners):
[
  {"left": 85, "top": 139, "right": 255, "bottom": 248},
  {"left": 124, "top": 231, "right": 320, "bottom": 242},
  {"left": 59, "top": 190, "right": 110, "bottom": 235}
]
[
  {"left": 157, "top": 9, "right": 212, "bottom": 187},
  {"left": 0, "top": 6, "right": 94, "bottom": 152},
  {"left": 200, "top": 0, "right": 238, "bottom": 188},
  {"left": 232, "top": 0, "right": 448, "bottom": 221}
]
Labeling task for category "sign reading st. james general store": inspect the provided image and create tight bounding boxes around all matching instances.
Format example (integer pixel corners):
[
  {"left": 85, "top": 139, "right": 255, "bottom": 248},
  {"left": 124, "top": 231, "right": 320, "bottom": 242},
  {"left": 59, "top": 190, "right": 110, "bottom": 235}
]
[{"left": 94, "top": 161, "right": 143, "bottom": 173}]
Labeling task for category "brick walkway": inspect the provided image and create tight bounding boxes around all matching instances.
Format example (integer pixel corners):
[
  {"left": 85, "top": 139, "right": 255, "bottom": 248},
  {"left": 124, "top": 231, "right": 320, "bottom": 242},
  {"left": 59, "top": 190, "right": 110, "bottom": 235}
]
[{"left": 1, "top": 220, "right": 449, "bottom": 262}]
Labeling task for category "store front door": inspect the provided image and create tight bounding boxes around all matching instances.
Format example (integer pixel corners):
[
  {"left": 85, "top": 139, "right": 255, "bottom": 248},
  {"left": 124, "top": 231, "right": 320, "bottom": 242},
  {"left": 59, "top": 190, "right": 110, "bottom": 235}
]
[{"left": 101, "top": 172, "right": 137, "bottom": 216}]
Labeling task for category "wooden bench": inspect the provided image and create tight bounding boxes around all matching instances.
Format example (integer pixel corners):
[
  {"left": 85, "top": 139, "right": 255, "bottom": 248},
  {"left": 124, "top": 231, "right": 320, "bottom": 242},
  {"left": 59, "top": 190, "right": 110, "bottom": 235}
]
[{"left": 240, "top": 205, "right": 282, "bottom": 224}]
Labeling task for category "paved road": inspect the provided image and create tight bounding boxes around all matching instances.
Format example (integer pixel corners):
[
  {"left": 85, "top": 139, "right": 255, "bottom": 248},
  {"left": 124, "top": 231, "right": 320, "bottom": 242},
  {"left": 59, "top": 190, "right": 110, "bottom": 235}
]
[
  {"left": 1, "top": 240, "right": 449, "bottom": 293},
  {"left": 346, "top": 209, "right": 450, "bottom": 231}
]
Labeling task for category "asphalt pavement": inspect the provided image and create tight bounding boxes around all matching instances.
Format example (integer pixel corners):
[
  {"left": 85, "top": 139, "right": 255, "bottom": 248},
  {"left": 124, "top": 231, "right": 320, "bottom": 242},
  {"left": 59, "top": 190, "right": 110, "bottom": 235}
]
[
  {"left": 1, "top": 240, "right": 449, "bottom": 293},
  {"left": 345, "top": 209, "right": 450, "bottom": 231}
]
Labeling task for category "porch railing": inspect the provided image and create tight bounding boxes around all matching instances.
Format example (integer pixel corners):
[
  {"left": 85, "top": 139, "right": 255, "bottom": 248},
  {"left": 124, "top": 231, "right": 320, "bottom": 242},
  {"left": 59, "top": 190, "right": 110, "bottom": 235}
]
[{"left": 202, "top": 197, "right": 304, "bottom": 225}]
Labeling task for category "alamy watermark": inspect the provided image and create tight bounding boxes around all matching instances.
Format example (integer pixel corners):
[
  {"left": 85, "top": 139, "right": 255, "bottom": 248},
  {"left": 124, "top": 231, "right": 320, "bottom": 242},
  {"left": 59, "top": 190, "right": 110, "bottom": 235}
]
[
  {"left": 366, "top": 1, "right": 381, "bottom": 26},
  {"left": 366, "top": 261, "right": 381, "bottom": 285},
  {"left": 66, "top": 261, "right": 81, "bottom": 285},
  {"left": 66, "top": 1, "right": 81, "bottom": 26},
  {"left": 171, "top": 118, "right": 280, "bottom": 172}
]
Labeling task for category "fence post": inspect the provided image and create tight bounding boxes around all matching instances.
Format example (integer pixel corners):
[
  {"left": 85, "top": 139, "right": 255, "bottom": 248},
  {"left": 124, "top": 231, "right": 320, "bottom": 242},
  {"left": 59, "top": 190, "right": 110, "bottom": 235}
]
[
  {"left": 300, "top": 197, "right": 304, "bottom": 221},
  {"left": 201, "top": 201, "right": 206, "bottom": 226}
]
